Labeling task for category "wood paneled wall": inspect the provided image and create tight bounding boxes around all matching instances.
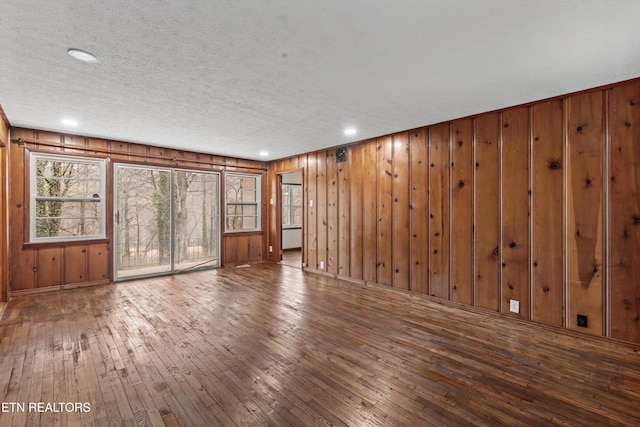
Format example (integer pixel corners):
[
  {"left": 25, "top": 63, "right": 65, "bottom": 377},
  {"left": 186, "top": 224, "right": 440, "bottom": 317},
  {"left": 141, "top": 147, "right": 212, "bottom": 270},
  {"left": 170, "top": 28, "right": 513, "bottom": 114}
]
[
  {"left": 0, "top": 105, "right": 9, "bottom": 302},
  {"left": 267, "top": 78, "right": 640, "bottom": 345},
  {"left": 7, "top": 127, "right": 267, "bottom": 294}
]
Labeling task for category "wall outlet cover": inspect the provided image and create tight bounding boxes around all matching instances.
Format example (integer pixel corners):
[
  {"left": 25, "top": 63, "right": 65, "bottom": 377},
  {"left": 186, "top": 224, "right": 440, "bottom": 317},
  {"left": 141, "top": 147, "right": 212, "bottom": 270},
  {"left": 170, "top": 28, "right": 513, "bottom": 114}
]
[{"left": 509, "top": 299, "right": 520, "bottom": 313}]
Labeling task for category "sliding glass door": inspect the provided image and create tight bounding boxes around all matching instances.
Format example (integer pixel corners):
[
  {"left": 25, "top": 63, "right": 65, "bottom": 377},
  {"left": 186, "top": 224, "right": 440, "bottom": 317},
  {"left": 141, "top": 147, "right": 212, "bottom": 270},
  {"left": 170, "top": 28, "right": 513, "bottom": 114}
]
[{"left": 114, "top": 165, "right": 220, "bottom": 280}]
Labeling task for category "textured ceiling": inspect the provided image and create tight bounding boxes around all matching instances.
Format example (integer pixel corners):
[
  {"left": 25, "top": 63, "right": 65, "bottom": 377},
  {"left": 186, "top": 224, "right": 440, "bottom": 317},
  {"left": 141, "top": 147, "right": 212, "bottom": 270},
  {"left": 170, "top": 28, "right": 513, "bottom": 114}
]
[{"left": 1, "top": 1, "right": 640, "bottom": 161}]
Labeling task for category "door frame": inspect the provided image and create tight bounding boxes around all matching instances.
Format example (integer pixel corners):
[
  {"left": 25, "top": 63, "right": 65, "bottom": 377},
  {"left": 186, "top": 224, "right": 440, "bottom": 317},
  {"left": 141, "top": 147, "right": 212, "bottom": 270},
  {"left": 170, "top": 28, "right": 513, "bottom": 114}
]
[
  {"left": 276, "top": 169, "right": 304, "bottom": 267},
  {"left": 113, "top": 163, "right": 221, "bottom": 281}
]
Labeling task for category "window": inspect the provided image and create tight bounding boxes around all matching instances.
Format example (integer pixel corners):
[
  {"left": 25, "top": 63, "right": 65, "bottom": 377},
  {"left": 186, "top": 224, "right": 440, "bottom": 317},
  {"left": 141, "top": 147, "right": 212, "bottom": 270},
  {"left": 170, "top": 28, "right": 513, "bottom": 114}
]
[
  {"left": 225, "top": 173, "right": 261, "bottom": 232},
  {"left": 30, "top": 153, "right": 106, "bottom": 242},
  {"left": 281, "top": 184, "right": 302, "bottom": 228}
]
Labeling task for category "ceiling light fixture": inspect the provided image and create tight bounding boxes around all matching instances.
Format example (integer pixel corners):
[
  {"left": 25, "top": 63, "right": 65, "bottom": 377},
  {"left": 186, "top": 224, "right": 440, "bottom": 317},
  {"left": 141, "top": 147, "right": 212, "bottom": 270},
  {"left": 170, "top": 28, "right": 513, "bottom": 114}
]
[
  {"left": 259, "top": 151, "right": 269, "bottom": 157},
  {"left": 61, "top": 118, "right": 79, "bottom": 126},
  {"left": 67, "top": 48, "right": 98, "bottom": 63},
  {"left": 344, "top": 127, "right": 357, "bottom": 136}
]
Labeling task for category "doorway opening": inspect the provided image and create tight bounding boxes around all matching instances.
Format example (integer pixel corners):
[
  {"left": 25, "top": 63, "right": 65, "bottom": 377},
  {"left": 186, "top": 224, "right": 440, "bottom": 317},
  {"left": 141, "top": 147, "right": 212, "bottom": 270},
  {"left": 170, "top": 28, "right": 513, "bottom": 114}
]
[{"left": 279, "top": 171, "right": 303, "bottom": 268}]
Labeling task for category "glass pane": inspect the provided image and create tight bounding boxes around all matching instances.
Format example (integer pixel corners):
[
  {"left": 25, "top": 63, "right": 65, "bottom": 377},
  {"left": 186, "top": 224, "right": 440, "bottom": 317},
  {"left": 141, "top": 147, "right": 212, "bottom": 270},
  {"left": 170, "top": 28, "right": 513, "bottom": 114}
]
[
  {"left": 291, "top": 185, "right": 303, "bottom": 205},
  {"left": 35, "top": 217, "right": 100, "bottom": 238},
  {"left": 36, "top": 159, "right": 101, "bottom": 198},
  {"left": 174, "top": 171, "right": 219, "bottom": 270},
  {"left": 293, "top": 206, "right": 303, "bottom": 226},
  {"left": 282, "top": 206, "right": 290, "bottom": 226},
  {"left": 34, "top": 200, "right": 101, "bottom": 238},
  {"left": 116, "top": 166, "right": 172, "bottom": 279},
  {"left": 226, "top": 175, "right": 257, "bottom": 203}
]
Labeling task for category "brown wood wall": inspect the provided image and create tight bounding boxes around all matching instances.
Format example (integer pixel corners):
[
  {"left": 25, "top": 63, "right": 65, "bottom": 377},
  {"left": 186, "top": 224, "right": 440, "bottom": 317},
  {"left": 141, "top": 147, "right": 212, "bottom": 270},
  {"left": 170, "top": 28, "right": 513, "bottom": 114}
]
[
  {"left": 267, "top": 78, "right": 640, "bottom": 345},
  {"left": 7, "top": 127, "right": 267, "bottom": 294},
  {"left": 0, "top": 105, "right": 9, "bottom": 302}
]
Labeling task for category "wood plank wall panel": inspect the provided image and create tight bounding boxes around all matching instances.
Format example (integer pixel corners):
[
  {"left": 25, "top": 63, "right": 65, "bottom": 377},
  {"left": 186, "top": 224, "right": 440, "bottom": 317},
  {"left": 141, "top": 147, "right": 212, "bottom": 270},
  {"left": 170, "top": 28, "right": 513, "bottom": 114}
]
[
  {"left": 88, "top": 244, "right": 110, "bottom": 282},
  {"left": 409, "top": 128, "right": 429, "bottom": 294},
  {"left": 300, "top": 155, "right": 308, "bottom": 268},
  {"left": 392, "top": 132, "right": 410, "bottom": 290},
  {"left": 501, "top": 108, "right": 530, "bottom": 318},
  {"left": 0, "top": 107, "right": 8, "bottom": 301},
  {"left": 363, "top": 141, "right": 378, "bottom": 283},
  {"left": 428, "top": 124, "right": 450, "bottom": 298},
  {"left": 474, "top": 113, "right": 501, "bottom": 311},
  {"left": 609, "top": 82, "right": 640, "bottom": 343},
  {"left": 338, "top": 150, "right": 351, "bottom": 277},
  {"left": 266, "top": 165, "right": 278, "bottom": 262},
  {"left": 266, "top": 78, "right": 640, "bottom": 345},
  {"left": 9, "top": 128, "right": 33, "bottom": 292},
  {"left": 326, "top": 151, "right": 339, "bottom": 275},
  {"left": 307, "top": 153, "right": 318, "bottom": 269},
  {"left": 450, "top": 119, "right": 474, "bottom": 305},
  {"left": 567, "top": 91, "right": 604, "bottom": 335},
  {"left": 531, "top": 101, "right": 565, "bottom": 326},
  {"left": 349, "top": 146, "right": 364, "bottom": 280},
  {"left": 316, "top": 152, "right": 328, "bottom": 272},
  {"left": 64, "top": 245, "right": 88, "bottom": 285},
  {"left": 36, "top": 247, "right": 63, "bottom": 288},
  {"left": 377, "top": 136, "right": 393, "bottom": 286}
]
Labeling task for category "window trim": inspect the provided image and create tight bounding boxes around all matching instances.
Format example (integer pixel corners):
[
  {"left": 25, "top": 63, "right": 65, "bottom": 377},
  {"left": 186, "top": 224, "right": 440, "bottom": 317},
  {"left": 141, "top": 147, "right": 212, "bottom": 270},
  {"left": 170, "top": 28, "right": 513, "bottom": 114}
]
[
  {"left": 29, "top": 152, "right": 107, "bottom": 243},
  {"left": 224, "top": 172, "right": 261, "bottom": 233}
]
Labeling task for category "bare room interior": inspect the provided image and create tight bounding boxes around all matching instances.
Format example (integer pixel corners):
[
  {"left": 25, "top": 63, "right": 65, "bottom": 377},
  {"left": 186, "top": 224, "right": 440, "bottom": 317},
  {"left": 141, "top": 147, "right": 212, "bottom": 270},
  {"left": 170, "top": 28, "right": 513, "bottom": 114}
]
[{"left": 1, "top": 1, "right": 640, "bottom": 426}]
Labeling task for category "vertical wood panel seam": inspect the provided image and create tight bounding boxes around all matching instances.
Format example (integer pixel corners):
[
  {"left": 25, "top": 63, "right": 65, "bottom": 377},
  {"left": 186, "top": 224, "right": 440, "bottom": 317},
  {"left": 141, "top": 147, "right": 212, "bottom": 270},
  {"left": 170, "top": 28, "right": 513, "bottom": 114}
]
[
  {"left": 563, "top": 97, "right": 570, "bottom": 328},
  {"left": 498, "top": 112, "right": 504, "bottom": 313},
  {"left": 408, "top": 134, "right": 413, "bottom": 291},
  {"left": 603, "top": 89, "right": 611, "bottom": 337},
  {"left": 528, "top": 106, "right": 535, "bottom": 320},
  {"left": 471, "top": 120, "right": 477, "bottom": 306},
  {"left": 427, "top": 128, "right": 432, "bottom": 296},
  {"left": 391, "top": 138, "right": 395, "bottom": 287},
  {"left": 448, "top": 123, "right": 453, "bottom": 300}
]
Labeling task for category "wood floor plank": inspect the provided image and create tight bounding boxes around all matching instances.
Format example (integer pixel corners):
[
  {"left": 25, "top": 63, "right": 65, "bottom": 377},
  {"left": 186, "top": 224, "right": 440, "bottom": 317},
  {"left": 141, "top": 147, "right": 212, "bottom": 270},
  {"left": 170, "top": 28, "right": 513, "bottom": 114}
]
[{"left": 1, "top": 263, "right": 639, "bottom": 426}]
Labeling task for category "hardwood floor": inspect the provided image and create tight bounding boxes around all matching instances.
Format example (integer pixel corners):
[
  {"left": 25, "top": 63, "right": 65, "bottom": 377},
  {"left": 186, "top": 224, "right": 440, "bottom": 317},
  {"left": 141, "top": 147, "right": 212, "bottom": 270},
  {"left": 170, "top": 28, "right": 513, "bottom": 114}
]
[
  {"left": 280, "top": 249, "right": 302, "bottom": 268},
  {"left": 1, "top": 263, "right": 639, "bottom": 426}
]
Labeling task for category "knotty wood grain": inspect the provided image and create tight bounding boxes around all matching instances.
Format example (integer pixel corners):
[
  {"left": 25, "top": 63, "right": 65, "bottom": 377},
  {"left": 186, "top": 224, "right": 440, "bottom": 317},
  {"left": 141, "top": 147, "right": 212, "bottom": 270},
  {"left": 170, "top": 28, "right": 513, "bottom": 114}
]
[
  {"left": 501, "top": 107, "right": 530, "bottom": 317},
  {"left": 450, "top": 119, "right": 474, "bottom": 305},
  {"left": 474, "top": 113, "right": 501, "bottom": 311},
  {"left": 429, "top": 123, "right": 450, "bottom": 299},
  {"left": 338, "top": 148, "right": 351, "bottom": 278},
  {"left": 377, "top": 136, "right": 393, "bottom": 286},
  {"left": 326, "top": 150, "right": 339, "bottom": 275},
  {"left": 1, "top": 263, "right": 639, "bottom": 426},
  {"left": 349, "top": 145, "right": 364, "bottom": 280},
  {"left": 363, "top": 140, "right": 378, "bottom": 284},
  {"left": 567, "top": 91, "right": 604, "bottom": 335},
  {"left": 531, "top": 100, "right": 565, "bottom": 326},
  {"left": 392, "top": 132, "right": 410, "bottom": 290},
  {"left": 409, "top": 128, "right": 429, "bottom": 294},
  {"left": 609, "top": 81, "right": 640, "bottom": 342}
]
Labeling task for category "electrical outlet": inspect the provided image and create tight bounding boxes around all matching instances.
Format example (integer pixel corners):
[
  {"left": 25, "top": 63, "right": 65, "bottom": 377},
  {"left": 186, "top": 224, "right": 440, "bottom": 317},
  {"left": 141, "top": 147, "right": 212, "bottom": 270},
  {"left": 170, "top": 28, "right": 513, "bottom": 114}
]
[
  {"left": 509, "top": 299, "right": 519, "bottom": 313},
  {"left": 319, "top": 261, "right": 324, "bottom": 269},
  {"left": 577, "top": 314, "right": 588, "bottom": 328},
  {"left": 269, "top": 246, "right": 273, "bottom": 253},
  {"left": 309, "top": 199, "right": 314, "bottom": 207}
]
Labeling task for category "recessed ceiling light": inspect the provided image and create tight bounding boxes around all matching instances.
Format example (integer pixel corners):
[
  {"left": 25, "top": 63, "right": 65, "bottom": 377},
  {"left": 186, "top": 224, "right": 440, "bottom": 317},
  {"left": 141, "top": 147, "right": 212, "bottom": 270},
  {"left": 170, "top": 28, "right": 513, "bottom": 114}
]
[
  {"left": 259, "top": 151, "right": 269, "bottom": 157},
  {"left": 344, "top": 127, "right": 357, "bottom": 136},
  {"left": 61, "top": 118, "right": 79, "bottom": 126},
  {"left": 67, "top": 48, "right": 98, "bottom": 63}
]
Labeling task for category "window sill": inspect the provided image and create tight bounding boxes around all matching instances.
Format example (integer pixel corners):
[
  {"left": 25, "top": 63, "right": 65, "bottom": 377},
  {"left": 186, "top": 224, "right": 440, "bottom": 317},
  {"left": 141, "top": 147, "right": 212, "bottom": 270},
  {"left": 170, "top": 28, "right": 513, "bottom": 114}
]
[{"left": 23, "top": 238, "right": 110, "bottom": 249}]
